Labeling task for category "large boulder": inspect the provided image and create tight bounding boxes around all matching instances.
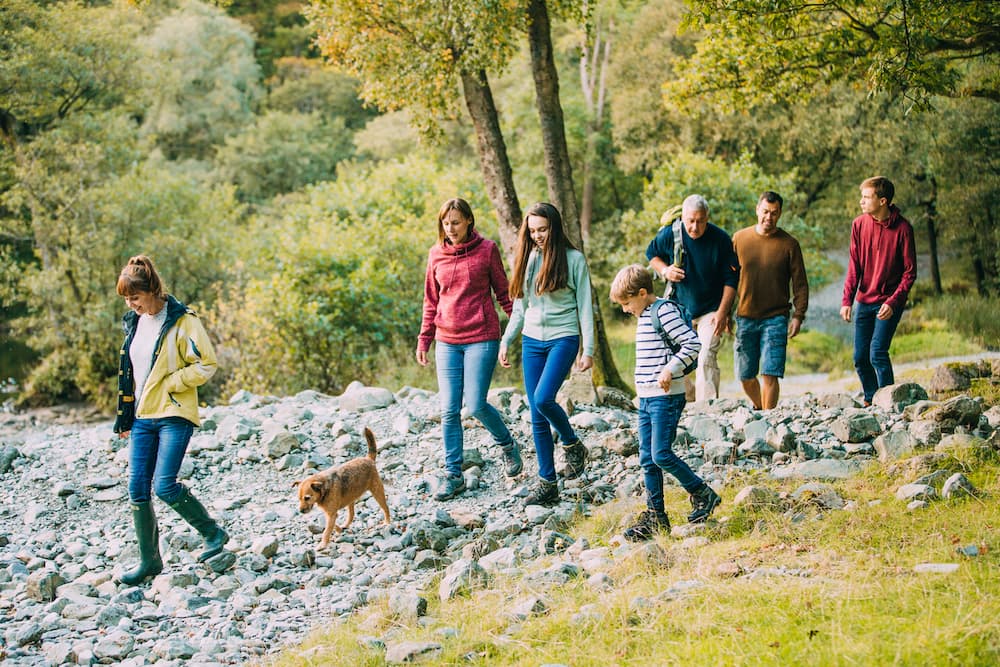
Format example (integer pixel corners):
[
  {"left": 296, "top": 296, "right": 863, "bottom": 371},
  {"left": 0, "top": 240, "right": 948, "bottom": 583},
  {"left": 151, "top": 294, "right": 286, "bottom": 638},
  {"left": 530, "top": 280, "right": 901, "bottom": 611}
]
[{"left": 872, "top": 383, "right": 928, "bottom": 412}]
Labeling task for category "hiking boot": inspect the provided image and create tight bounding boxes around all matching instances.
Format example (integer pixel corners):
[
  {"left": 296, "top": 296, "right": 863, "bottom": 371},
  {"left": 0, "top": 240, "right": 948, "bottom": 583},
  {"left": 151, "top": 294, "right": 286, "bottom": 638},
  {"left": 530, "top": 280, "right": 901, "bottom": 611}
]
[
  {"left": 434, "top": 473, "right": 467, "bottom": 501},
  {"left": 623, "top": 509, "right": 671, "bottom": 542},
  {"left": 523, "top": 478, "right": 559, "bottom": 507},
  {"left": 687, "top": 484, "right": 722, "bottom": 523},
  {"left": 500, "top": 441, "right": 523, "bottom": 477},
  {"left": 560, "top": 440, "right": 587, "bottom": 479}
]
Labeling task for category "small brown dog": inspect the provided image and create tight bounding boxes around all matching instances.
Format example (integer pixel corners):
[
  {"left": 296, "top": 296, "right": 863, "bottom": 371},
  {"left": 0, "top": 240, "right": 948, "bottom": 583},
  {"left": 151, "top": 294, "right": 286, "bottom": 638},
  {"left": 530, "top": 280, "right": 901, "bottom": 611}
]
[{"left": 293, "top": 427, "right": 391, "bottom": 548}]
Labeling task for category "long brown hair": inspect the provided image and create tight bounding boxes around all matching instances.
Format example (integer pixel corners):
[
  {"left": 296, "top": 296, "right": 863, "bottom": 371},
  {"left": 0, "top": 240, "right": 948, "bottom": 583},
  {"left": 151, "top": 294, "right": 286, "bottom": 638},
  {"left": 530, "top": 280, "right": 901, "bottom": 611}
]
[
  {"left": 116, "top": 255, "right": 167, "bottom": 298},
  {"left": 509, "top": 202, "right": 578, "bottom": 299}
]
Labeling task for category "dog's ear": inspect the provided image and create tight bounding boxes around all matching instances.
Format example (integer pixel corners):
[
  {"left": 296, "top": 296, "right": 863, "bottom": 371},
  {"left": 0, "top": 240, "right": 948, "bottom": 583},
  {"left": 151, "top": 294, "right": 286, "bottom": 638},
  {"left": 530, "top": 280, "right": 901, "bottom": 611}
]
[
  {"left": 310, "top": 480, "right": 327, "bottom": 495},
  {"left": 291, "top": 480, "right": 301, "bottom": 489}
]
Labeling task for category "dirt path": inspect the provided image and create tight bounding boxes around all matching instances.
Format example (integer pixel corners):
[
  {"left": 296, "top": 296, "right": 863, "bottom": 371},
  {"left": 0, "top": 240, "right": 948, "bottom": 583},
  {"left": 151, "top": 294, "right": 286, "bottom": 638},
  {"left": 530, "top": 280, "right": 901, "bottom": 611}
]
[{"left": 720, "top": 352, "right": 1000, "bottom": 400}]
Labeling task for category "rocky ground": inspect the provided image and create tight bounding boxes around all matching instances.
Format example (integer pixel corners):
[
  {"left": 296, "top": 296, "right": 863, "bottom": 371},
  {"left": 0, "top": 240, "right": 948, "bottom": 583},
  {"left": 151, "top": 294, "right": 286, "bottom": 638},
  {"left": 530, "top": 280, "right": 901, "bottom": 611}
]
[{"left": 1, "top": 364, "right": 998, "bottom": 666}]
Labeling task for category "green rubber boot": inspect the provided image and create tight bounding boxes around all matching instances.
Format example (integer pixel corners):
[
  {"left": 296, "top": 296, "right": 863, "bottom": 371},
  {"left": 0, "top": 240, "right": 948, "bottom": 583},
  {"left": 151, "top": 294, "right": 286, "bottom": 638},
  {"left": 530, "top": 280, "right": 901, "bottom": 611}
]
[
  {"left": 119, "top": 502, "right": 163, "bottom": 585},
  {"left": 169, "top": 486, "right": 229, "bottom": 562}
]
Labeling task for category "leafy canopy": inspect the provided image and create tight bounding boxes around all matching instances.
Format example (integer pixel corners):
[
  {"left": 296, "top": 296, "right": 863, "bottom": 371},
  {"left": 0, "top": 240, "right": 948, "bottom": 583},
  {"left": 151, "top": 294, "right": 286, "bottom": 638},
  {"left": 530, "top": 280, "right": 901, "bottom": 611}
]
[{"left": 669, "top": 0, "right": 1000, "bottom": 110}]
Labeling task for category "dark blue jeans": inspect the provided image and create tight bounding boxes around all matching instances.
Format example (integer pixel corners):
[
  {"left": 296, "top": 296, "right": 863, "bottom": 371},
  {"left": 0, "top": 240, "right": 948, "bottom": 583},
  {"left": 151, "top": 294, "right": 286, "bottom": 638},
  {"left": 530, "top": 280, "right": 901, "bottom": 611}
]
[
  {"left": 128, "top": 417, "right": 194, "bottom": 503},
  {"left": 853, "top": 302, "right": 904, "bottom": 402},
  {"left": 638, "top": 393, "right": 703, "bottom": 512},
  {"left": 436, "top": 340, "right": 512, "bottom": 477},
  {"left": 522, "top": 335, "right": 580, "bottom": 482}
]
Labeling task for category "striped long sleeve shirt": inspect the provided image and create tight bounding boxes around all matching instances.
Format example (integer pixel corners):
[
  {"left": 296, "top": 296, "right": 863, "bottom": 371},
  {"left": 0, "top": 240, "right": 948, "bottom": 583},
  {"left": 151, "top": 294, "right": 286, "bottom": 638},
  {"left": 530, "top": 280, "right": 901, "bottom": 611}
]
[{"left": 634, "top": 300, "right": 701, "bottom": 398}]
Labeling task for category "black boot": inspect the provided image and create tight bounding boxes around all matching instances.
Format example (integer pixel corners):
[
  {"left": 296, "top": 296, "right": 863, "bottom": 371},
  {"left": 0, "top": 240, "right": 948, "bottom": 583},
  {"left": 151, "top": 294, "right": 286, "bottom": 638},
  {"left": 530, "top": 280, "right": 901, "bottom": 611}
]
[
  {"left": 169, "top": 486, "right": 229, "bottom": 562},
  {"left": 523, "top": 477, "right": 559, "bottom": 507},
  {"left": 623, "top": 509, "right": 671, "bottom": 542},
  {"left": 688, "top": 484, "right": 722, "bottom": 523},
  {"left": 119, "top": 502, "right": 163, "bottom": 585}
]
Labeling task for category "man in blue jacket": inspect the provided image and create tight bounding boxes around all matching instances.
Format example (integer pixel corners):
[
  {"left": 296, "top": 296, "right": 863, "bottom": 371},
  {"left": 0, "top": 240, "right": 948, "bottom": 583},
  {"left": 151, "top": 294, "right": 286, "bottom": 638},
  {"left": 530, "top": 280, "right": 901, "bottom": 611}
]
[{"left": 647, "top": 194, "right": 739, "bottom": 402}]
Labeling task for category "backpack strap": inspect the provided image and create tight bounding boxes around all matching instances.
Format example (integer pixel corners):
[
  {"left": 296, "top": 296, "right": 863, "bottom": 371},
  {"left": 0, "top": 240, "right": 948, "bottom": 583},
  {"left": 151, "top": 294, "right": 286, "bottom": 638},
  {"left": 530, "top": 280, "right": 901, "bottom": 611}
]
[
  {"left": 649, "top": 298, "right": 667, "bottom": 339},
  {"left": 664, "top": 219, "right": 683, "bottom": 299}
]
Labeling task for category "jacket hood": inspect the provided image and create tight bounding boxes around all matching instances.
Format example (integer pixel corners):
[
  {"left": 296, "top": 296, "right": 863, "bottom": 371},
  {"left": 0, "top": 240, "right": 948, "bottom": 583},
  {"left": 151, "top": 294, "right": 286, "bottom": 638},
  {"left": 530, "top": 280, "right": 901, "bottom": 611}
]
[
  {"left": 440, "top": 229, "right": 485, "bottom": 255},
  {"left": 122, "top": 294, "right": 189, "bottom": 334}
]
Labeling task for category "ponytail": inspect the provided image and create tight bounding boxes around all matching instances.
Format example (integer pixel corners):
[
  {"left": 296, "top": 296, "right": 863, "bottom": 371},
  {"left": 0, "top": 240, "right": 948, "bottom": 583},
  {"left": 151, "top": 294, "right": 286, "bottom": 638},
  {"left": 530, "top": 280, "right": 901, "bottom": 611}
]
[{"left": 116, "top": 255, "right": 166, "bottom": 298}]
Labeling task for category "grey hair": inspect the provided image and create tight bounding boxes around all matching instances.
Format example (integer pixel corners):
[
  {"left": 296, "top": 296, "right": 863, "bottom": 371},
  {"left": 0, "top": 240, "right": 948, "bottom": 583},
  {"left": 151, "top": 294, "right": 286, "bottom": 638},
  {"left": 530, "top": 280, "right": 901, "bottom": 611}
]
[{"left": 682, "top": 194, "right": 709, "bottom": 215}]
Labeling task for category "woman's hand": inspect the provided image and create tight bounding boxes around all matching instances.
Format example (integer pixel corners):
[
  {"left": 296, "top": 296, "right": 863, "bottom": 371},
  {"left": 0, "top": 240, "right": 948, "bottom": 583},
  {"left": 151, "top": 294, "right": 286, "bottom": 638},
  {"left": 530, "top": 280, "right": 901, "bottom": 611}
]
[
  {"left": 119, "top": 431, "right": 130, "bottom": 439},
  {"left": 574, "top": 354, "right": 593, "bottom": 372},
  {"left": 416, "top": 349, "right": 429, "bottom": 366},
  {"left": 498, "top": 343, "right": 511, "bottom": 368}
]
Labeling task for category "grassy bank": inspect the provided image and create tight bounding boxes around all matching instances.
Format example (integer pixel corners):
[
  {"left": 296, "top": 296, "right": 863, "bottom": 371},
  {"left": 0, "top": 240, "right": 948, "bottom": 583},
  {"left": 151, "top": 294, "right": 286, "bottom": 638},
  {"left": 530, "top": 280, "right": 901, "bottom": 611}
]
[{"left": 267, "top": 450, "right": 998, "bottom": 666}]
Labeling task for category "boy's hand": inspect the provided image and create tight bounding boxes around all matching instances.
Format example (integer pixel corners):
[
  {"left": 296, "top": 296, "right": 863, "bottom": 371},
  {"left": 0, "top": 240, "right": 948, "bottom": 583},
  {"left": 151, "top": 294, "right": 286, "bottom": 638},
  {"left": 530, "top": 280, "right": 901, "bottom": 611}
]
[{"left": 657, "top": 368, "right": 673, "bottom": 390}]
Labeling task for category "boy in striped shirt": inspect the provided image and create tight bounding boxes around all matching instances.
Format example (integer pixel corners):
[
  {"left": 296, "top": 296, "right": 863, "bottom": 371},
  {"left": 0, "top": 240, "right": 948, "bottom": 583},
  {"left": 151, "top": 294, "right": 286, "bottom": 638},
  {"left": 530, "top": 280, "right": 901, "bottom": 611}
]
[{"left": 610, "top": 265, "right": 722, "bottom": 541}]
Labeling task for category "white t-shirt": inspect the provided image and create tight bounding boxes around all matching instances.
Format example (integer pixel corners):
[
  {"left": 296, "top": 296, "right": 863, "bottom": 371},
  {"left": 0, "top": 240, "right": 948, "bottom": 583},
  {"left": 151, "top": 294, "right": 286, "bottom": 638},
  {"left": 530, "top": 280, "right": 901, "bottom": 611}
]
[{"left": 130, "top": 307, "right": 168, "bottom": 403}]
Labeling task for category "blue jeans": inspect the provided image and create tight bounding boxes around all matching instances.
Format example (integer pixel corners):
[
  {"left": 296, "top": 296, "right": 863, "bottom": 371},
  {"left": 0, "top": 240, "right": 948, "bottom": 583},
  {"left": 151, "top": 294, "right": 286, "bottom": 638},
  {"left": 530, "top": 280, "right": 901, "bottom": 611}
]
[
  {"left": 853, "top": 302, "right": 904, "bottom": 402},
  {"left": 128, "top": 417, "right": 195, "bottom": 503},
  {"left": 638, "top": 394, "right": 703, "bottom": 512},
  {"left": 522, "top": 335, "right": 580, "bottom": 482},
  {"left": 735, "top": 315, "right": 788, "bottom": 380},
  {"left": 436, "top": 340, "right": 512, "bottom": 477}
]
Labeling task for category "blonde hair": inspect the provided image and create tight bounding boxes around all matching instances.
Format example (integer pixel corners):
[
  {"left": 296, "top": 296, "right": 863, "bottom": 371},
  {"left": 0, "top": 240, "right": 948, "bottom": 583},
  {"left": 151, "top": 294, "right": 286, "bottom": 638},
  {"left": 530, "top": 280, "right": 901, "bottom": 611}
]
[
  {"left": 610, "top": 264, "right": 653, "bottom": 303},
  {"left": 116, "top": 255, "right": 166, "bottom": 298}
]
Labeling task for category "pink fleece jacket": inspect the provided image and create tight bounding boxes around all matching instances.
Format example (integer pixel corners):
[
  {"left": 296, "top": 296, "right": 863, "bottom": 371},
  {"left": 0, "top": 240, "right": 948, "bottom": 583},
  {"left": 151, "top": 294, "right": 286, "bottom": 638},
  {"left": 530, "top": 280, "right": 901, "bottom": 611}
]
[{"left": 418, "top": 230, "right": 513, "bottom": 352}]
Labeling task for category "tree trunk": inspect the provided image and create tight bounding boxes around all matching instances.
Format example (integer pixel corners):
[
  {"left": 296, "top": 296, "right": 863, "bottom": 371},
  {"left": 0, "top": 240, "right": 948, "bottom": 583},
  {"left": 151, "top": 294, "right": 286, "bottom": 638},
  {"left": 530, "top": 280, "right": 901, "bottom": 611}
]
[
  {"left": 459, "top": 69, "right": 522, "bottom": 261},
  {"left": 526, "top": 0, "right": 629, "bottom": 395},
  {"left": 579, "top": 18, "right": 612, "bottom": 244},
  {"left": 914, "top": 169, "right": 942, "bottom": 294},
  {"left": 526, "top": 0, "right": 580, "bottom": 248}
]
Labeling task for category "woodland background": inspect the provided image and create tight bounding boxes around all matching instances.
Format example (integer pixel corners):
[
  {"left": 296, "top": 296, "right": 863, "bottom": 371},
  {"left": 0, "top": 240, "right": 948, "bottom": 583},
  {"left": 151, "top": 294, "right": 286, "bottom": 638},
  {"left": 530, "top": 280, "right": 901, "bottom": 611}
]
[{"left": 1, "top": 0, "right": 998, "bottom": 409}]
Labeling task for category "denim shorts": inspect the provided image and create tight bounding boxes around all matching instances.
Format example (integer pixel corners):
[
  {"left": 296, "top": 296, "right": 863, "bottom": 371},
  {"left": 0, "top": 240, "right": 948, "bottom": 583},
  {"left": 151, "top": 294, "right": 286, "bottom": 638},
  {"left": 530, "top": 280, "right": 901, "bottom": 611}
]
[{"left": 735, "top": 315, "right": 788, "bottom": 380}]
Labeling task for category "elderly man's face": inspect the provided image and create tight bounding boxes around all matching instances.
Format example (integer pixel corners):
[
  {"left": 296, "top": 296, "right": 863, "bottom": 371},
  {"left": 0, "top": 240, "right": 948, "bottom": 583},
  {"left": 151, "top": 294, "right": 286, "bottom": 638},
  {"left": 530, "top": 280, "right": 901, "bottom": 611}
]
[{"left": 682, "top": 207, "right": 708, "bottom": 239}]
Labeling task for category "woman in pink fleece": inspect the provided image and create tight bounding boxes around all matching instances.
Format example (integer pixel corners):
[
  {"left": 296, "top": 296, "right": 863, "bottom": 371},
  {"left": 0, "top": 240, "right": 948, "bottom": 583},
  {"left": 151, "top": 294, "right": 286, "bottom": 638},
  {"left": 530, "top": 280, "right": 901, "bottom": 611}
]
[{"left": 417, "top": 198, "right": 523, "bottom": 501}]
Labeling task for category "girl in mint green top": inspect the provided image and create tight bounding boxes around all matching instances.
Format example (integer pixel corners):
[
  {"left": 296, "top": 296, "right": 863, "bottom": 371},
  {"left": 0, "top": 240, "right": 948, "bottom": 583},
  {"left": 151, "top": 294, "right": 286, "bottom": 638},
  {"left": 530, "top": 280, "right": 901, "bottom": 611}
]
[{"left": 499, "top": 203, "right": 594, "bottom": 506}]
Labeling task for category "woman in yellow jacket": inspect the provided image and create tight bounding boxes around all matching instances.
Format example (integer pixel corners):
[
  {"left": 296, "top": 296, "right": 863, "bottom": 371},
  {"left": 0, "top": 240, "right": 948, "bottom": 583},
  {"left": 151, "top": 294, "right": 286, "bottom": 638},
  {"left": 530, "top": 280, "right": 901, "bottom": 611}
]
[{"left": 113, "top": 255, "right": 227, "bottom": 584}]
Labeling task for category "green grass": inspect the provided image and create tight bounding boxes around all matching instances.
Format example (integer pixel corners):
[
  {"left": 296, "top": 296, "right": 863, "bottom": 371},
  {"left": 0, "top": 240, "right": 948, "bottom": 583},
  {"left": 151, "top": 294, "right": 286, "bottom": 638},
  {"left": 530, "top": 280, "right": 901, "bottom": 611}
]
[{"left": 266, "top": 457, "right": 1000, "bottom": 667}]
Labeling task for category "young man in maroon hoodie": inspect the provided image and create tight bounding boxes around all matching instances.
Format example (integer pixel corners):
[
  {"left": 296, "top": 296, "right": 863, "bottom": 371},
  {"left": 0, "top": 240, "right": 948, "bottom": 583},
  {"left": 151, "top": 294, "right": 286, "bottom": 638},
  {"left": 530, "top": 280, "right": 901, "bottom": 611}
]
[{"left": 840, "top": 176, "right": 917, "bottom": 405}]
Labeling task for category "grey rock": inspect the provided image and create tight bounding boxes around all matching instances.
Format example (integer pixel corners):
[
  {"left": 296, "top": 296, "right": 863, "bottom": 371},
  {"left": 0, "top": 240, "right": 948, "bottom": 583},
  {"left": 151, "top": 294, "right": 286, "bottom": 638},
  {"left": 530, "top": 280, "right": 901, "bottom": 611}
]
[
  {"left": 872, "top": 383, "right": 928, "bottom": 412},
  {"left": 339, "top": 383, "right": 395, "bottom": 412},
  {"left": 26, "top": 570, "right": 65, "bottom": 602},
  {"left": 908, "top": 420, "right": 942, "bottom": 446},
  {"left": 873, "top": 429, "right": 918, "bottom": 462},
  {"left": 771, "top": 459, "right": 863, "bottom": 480},
  {"left": 0, "top": 444, "right": 22, "bottom": 472},
  {"left": 384, "top": 641, "right": 443, "bottom": 664},
  {"left": 688, "top": 415, "right": 726, "bottom": 441},
  {"left": 439, "top": 559, "right": 488, "bottom": 601},
  {"left": 941, "top": 473, "right": 977, "bottom": 499},
  {"left": 831, "top": 411, "right": 882, "bottom": 443},
  {"left": 703, "top": 440, "right": 736, "bottom": 464},
  {"left": 767, "top": 424, "right": 798, "bottom": 453},
  {"left": 896, "top": 483, "right": 936, "bottom": 501},
  {"left": 924, "top": 396, "right": 983, "bottom": 430},
  {"left": 508, "top": 595, "right": 547, "bottom": 620},
  {"left": 388, "top": 588, "right": 427, "bottom": 620},
  {"left": 732, "top": 485, "right": 781, "bottom": 508},
  {"left": 94, "top": 631, "right": 134, "bottom": 661}
]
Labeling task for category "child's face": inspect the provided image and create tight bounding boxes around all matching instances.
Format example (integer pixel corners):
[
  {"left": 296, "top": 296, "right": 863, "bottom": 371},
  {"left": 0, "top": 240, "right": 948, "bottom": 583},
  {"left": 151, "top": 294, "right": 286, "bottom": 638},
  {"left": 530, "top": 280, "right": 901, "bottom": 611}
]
[
  {"left": 527, "top": 215, "right": 550, "bottom": 250},
  {"left": 617, "top": 290, "right": 650, "bottom": 318}
]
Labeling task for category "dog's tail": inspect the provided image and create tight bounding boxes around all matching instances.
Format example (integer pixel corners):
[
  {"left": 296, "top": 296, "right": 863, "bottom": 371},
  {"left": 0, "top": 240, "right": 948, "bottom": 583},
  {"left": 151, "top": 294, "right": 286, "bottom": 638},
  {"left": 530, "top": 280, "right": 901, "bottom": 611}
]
[{"left": 364, "top": 427, "right": 377, "bottom": 460}]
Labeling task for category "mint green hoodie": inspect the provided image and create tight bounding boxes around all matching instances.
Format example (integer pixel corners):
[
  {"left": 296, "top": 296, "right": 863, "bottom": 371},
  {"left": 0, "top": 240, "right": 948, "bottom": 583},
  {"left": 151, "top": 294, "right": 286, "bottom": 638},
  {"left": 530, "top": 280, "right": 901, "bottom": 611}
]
[{"left": 501, "top": 248, "right": 594, "bottom": 356}]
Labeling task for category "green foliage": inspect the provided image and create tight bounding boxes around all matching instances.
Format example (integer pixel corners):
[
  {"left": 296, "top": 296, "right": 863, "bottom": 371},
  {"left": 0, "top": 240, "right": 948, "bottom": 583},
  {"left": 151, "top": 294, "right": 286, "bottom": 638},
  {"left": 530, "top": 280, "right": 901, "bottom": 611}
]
[
  {"left": 265, "top": 58, "right": 375, "bottom": 129},
  {"left": 606, "top": 150, "right": 835, "bottom": 287},
  {"left": 911, "top": 292, "right": 1000, "bottom": 350},
  {"left": 211, "top": 155, "right": 493, "bottom": 396},
  {"left": 306, "top": 0, "right": 524, "bottom": 135},
  {"left": 214, "top": 110, "right": 355, "bottom": 201},
  {"left": 140, "top": 0, "right": 264, "bottom": 158},
  {"left": 670, "top": 0, "right": 1000, "bottom": 110}
]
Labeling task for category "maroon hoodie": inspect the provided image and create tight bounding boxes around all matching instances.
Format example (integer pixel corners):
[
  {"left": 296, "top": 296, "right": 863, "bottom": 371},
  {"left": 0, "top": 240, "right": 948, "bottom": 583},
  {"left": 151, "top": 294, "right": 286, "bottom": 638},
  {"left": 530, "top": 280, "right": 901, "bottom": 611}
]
[
  {"left": 418, "top": 230, "right": 513, "bottom": 352},
  {"left": 842, "top": 204, "right": 917, "bottom": 312}
]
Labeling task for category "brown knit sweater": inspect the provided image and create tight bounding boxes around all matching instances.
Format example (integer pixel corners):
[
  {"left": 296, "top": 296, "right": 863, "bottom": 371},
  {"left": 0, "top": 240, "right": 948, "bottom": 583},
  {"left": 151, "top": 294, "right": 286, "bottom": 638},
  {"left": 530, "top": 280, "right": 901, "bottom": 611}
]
[{"left": 732, "top": 226, "right": 809, "bottom": 321}]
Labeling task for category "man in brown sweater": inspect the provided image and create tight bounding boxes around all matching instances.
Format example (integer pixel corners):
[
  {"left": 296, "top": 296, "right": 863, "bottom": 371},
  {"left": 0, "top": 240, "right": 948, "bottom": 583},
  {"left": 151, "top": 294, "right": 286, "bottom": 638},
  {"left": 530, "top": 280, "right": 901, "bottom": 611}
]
[{"left": 732, "top": 192, "right": 809, "bottom": 409}]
